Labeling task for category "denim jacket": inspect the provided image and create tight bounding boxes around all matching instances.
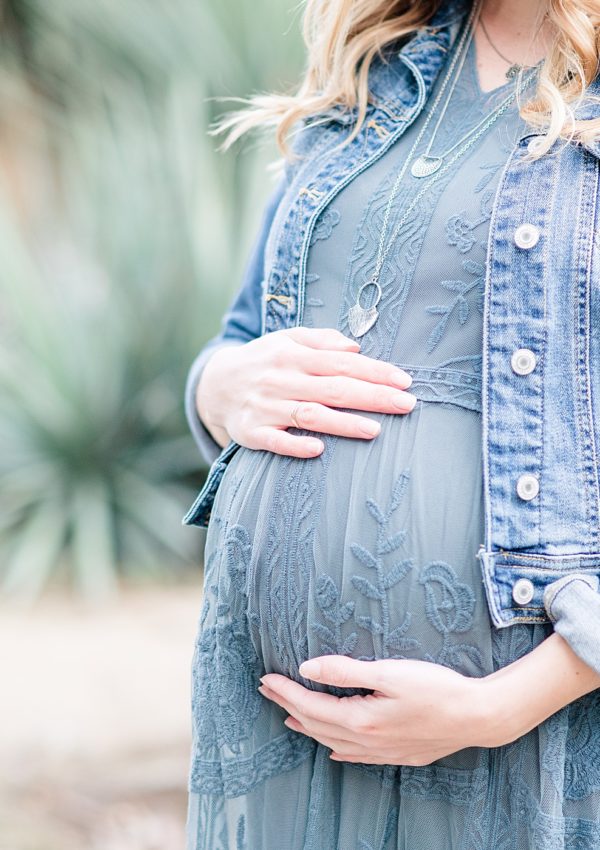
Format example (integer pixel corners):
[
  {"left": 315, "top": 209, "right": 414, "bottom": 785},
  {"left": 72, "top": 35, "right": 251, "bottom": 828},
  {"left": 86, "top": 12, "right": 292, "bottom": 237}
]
[{"left": 183, "top": 0, "right": 600, "bottom": 677}]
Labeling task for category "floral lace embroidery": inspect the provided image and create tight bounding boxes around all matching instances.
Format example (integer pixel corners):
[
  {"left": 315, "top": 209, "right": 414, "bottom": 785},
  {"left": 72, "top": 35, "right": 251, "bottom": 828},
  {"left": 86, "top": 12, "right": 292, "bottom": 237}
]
[
  {"left": 312, "top": 470, "right": 482, "bottom": 672},
  {"left": 224, "top": 524, "right": 252, "bottom": 595},
  {"left": 191, "top": 490, "right": 268, "bottom": 762},
  {"left": 446, "top": 189, "right": 494, "bottom": 253},
  {"left": 425, "top": 259, "right": 485, "bottom": 353},
  {"left": 190, "top": 730, "right": 314, "bottom": 797},
  {"left": 310, "top": 207, "right": 341, "bottom": 245},
  {"left": 419, "top": 561, "right": 483, "bottom": 670},
  {"left": 312, "top": 574, "right": 357, "bottom": 656},
  {"left": 541, "top": 707, "right": 569, "bottom": 796},
  {"left": 564, "top": 690, "right": 600, "bottom": 799},
  {"left": 192, "top": 616, "right": 263, "bottom": 753},
  {"left": 350, "top": 469, "right": 420, "bottom": 659},
  {"left": 266, "top": 451, "right": 324, "bottom": 677},
  {"left": 424, "top": 160, "right": 501, "bottom": 352}
]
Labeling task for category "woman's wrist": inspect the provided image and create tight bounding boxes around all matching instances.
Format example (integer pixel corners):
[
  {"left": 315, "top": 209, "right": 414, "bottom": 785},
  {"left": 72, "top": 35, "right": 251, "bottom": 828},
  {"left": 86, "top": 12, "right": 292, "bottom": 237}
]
[
  {"left": 468, "top": 632, "right": 600, "bottom": 749},
  {"left": 195, "top": 346, "right": 236, "bottom": 448}
]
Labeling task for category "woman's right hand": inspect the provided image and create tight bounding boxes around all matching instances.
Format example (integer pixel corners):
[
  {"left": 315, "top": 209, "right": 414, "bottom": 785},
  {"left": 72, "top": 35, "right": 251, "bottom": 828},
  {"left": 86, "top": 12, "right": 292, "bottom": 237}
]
[{"left": 196, "top": 327, "right": 416, "bottom": 459}]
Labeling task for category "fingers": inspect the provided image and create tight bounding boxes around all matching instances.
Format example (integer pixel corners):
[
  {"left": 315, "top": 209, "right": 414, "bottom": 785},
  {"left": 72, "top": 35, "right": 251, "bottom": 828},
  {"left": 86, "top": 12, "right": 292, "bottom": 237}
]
[
  {"left": 301, "top": 348, "right": 413, "bottom": 391},
  {"left": 286, "top": 401, "right": 382, "bottom": 439},
  {"left": 299, "top": 656, "right": 389, "bottom": 691},
  {"left": 285, "top": 327, "right": 360, "bottom": 352},
  {"left": 259, "top": 674, "right": 358, "bottom": 728},
  {"left": 284, "top": 717, "right": 373, "bottom": 755},
  {"left": 293, "top": 375, "right": 416, "bottom": 414},
  {"left": 211, "top": 327, "right": 419, "bottom": 459},
  {"left": 260, "top": 684, "right": 361, "bottom": 743},
  {"left": 248, "top": 427, "right": 325, "bottom": 458}
]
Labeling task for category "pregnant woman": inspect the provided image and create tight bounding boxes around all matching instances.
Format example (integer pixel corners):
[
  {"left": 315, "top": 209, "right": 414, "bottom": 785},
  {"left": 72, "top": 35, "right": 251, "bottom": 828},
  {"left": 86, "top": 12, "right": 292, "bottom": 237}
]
[{"left": 183, "top": 0, "right": 600, "bottom": 847}]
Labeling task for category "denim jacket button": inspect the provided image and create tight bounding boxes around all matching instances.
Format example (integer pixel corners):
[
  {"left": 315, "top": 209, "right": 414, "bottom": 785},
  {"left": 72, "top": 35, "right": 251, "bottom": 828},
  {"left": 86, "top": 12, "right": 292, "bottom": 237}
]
[
  {"left": 514, "top": 224, "right": 540, "bottom": 249},
  {"left": 511, "top": 348, "right": 537, "bottom": 375},
  {"left": 512, "top": 578, "right": 535, "bottom": 605},
  {"left": 516, "top": 473, "right": 540, "bottom": 500}
]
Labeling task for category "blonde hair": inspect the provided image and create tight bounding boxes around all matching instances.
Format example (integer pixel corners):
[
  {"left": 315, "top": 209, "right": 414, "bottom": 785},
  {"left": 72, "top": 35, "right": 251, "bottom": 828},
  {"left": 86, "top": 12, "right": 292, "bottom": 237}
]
[{"left": 211, "top": 0, "right": 600, "bottom": 163}]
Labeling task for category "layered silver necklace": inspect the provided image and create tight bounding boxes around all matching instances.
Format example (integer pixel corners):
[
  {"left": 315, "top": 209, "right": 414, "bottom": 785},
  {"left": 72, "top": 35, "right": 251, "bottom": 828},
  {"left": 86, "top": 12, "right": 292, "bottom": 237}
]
[
  {"left": 479, "top": 14, "right": 543, "bottom": 80},
  {"left": 347, "top": 0, "right": 539, "bottom": 339}
]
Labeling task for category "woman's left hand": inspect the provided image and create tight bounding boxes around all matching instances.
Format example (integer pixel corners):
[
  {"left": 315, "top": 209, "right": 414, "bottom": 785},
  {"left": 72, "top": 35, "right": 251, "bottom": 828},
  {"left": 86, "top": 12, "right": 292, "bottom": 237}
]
[
  {"left": 259, "top": 655, "right": 514, "bottom": 766},
  {"left": 259, "top": 635, "right": 600, "bottom": 766}
]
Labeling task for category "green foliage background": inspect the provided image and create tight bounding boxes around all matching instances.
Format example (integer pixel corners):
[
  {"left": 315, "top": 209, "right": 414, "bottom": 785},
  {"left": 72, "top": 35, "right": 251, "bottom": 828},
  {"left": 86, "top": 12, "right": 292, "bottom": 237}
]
[{"left": 0, "top": 0, "right": 303, "bottom": 597}]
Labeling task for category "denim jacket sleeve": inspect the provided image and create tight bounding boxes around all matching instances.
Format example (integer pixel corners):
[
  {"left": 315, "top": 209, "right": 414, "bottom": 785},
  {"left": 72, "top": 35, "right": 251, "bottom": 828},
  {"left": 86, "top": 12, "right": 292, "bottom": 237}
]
[
  {"left": 185, "top": 173, "right": 288, "bottom": 465},
  {"left": 543, "top": 574, "right": 600, "bottom": 676}
]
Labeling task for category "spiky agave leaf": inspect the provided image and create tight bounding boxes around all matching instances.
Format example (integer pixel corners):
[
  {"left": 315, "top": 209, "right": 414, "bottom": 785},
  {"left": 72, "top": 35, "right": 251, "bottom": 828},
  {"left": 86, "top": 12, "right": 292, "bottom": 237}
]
[{"left": 0, "top": 0, "right": 302, "bottom": 597}]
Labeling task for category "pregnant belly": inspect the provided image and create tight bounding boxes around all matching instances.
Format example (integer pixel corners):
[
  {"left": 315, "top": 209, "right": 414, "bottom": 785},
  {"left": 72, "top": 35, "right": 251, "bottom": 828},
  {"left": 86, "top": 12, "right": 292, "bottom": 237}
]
[{"left": 204, "top": 402, "right": 492, "bottom": 683}]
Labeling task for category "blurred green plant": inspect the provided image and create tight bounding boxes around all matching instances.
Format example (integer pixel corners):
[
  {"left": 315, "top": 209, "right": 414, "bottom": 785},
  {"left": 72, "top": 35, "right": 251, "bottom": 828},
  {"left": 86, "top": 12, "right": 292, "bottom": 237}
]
[{"left": 0, "top": 0, "right": 303, "bottom": 598}]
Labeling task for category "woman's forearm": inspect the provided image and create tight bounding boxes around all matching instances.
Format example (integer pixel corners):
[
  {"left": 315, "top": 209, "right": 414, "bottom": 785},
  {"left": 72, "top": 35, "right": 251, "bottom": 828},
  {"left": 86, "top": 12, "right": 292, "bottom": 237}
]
[{"left": 479, "top": 631, "right": 600, "bottom": 747}]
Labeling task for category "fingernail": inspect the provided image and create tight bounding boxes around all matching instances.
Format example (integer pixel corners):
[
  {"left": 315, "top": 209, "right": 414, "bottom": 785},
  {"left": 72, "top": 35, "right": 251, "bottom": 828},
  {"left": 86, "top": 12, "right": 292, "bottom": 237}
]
[
  {"left": 307, "top": 439, "right": 324, "bottom": 454},
  {"left": 390, "top": 370, "right": 413, "bottom": 389},
  {"left": 359, "top": 419, "right": 380, "bottom": 437},
  {"left": 299, "top": 659, "right": 321, "bottom": 680},
  {"left": 392, "top": 392, "right": 416, "bottom": 411}
]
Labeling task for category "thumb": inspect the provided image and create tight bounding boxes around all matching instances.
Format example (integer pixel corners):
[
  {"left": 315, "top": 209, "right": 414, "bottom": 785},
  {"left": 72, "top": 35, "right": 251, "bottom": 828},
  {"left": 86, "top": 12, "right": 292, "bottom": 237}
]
[{"left": 299, "top": 655, "right": 387, "bottom": 691}]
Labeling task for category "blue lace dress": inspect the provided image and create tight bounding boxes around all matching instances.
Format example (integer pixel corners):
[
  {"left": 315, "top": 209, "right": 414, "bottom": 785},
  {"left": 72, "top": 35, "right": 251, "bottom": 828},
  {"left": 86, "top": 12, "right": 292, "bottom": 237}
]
[{"left": 186, "top": 37, "right": 600, "bottom": 850}]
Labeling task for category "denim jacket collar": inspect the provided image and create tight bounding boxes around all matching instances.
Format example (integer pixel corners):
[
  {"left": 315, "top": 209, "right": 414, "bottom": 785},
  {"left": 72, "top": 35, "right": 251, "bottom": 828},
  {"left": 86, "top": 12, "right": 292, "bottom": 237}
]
[{"left": 368, "top": 0, "right": 468, "bottom": 120}]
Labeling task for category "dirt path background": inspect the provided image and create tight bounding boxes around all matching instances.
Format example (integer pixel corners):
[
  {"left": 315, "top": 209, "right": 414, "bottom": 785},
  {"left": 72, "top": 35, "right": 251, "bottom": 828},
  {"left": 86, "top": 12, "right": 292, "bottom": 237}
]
[{"left": 0, "top": 584, "right": 203, "bottom": 850}]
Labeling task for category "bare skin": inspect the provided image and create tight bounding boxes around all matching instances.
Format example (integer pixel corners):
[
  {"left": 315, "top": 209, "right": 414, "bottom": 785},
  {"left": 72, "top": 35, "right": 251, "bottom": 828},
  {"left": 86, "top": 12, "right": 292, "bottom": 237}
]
[
  {"left": 197, "top": 0, "right": 600, "bottom": 764},
  {"left": 197, "top": 328, "right": 415, "bottom": 458},
  {"left": 197, "top": 1, "right": 554, "bottom": 458},
  {"left": 474, "top": 0, "right": 554, "bottom": 91}
]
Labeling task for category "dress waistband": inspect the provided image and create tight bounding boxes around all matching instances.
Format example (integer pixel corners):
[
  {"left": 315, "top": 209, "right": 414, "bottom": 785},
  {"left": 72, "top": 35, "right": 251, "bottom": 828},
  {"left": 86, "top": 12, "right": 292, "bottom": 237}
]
[{"left": 394, "top": 362, "right": 482, "bottom": 414}]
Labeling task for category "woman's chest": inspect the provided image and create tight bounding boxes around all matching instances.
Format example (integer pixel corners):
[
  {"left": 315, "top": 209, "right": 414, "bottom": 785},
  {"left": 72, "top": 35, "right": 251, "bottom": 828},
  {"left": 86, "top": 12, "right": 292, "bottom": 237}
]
[{"left": 260, "top": 68, "right": 600, "bottom": 597}]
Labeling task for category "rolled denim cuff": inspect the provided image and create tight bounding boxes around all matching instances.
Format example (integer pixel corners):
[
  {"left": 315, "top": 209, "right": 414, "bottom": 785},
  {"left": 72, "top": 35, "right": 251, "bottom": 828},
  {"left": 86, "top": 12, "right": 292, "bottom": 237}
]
[
  {"left": 543, "top": 573, "right": 600, "bottom": 675},
  {"left": 184, "top": 342, "right": 243, "bottom": 466}
]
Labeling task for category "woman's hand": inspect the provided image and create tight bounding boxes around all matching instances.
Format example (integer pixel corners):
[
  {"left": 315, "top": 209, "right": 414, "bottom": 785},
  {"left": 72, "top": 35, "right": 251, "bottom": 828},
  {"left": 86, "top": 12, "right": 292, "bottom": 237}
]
[
  {"left": 196, "top": 328, "right": 416, "bottom": 458},
  {"left": 259, "top": 656, "right": 491, "bottom": 766},
  {"left": 258, "top": 636, "right": 600, "bottom": 765}
]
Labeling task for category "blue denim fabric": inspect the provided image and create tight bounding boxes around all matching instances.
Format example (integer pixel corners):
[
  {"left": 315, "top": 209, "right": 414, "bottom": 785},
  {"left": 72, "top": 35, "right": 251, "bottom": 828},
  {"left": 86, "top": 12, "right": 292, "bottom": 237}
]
[
  {"left": 184, "top": 175, "right": 288, "bottom": 464},
  {"left": 183, "top": 0, "right": 600, "bottom": 675}
]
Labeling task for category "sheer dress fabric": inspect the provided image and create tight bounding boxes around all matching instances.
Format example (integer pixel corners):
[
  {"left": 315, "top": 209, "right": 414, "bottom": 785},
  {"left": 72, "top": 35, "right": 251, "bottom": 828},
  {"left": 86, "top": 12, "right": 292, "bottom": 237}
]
[{"left": 186, "top": 38, "right": 600, "bottom": 850}]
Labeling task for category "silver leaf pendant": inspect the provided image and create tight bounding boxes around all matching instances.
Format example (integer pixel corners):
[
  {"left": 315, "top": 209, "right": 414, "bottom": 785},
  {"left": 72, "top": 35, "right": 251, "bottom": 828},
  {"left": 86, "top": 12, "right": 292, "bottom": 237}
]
[
  {"left": 348, "top": 302, "right": 379, "bottom": 338},
  {"left": 411, "top": 155, "right": 443, "bottom": 178}
]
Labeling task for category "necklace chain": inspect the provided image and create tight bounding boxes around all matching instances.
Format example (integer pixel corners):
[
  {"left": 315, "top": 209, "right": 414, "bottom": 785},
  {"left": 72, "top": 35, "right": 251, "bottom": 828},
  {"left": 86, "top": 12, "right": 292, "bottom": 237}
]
[
  {"left": 418, "top": 5, "right": 484, "bottom": 164},
  {"left": 371, "top": 0, "right": 483, "bottom": 283},
  {"left": 373, "top": 0, "right": 538, "bottom": 281},
  {"left": 479, "top": 15, "right": 523, "bottom": 67},
  {"left": 478, "top": 14, "right": 543, "bottom": 75},
  {"left": 347, "top": 0, "right": 539, "bottom": 338},
  {"left": 377, "top": 71, "right": 535, "bottom": 277}
]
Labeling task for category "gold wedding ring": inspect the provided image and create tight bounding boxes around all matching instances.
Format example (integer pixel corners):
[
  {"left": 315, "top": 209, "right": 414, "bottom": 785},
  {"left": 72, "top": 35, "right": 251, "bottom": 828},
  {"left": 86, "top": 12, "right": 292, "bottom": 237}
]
[{"left": 290, "top": 402, "right": 303, "bottom": 430}]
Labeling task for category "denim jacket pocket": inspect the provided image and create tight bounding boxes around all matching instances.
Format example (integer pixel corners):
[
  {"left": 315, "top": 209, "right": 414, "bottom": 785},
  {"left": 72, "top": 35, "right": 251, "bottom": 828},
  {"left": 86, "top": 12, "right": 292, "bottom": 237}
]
[{"left": 182, "top": 440, "right": 241, "bottom": 528}]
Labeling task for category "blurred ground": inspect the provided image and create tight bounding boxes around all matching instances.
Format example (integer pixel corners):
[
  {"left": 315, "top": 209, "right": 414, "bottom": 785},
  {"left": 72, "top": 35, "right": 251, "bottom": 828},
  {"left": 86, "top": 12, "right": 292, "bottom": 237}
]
[{"left": 0, "top": 583, "right": 203, "bottom": 850}]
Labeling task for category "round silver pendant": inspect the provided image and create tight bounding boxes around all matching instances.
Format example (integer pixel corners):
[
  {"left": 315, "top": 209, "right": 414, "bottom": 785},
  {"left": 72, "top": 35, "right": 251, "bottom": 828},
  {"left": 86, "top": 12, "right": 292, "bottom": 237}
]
[{"left": 411, "top": 155, "right": 443, "bottom": 178}]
